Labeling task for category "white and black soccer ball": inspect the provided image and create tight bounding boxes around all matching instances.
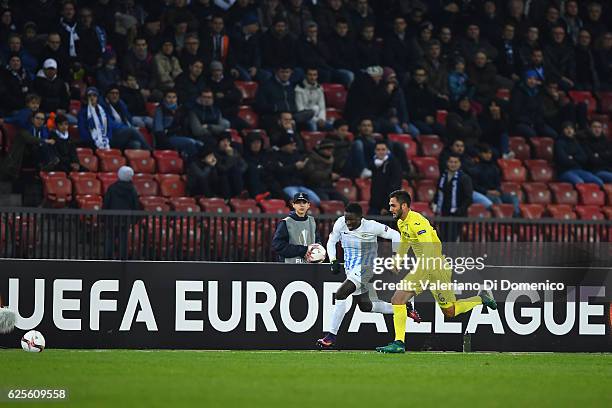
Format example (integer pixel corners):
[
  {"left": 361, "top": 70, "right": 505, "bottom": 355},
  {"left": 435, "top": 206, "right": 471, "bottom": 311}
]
[
  {"left": 306, "top": 243, "right": 327, "bottom": 263},
  {"left": 21, "top": 330, "right": 45, "bottom": 353}
]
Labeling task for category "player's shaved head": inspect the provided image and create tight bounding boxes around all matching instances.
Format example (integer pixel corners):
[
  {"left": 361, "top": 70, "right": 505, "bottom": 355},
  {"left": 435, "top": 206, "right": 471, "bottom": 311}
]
[{"left": 344, "top": 203, "right": 363, "bottom": 230}]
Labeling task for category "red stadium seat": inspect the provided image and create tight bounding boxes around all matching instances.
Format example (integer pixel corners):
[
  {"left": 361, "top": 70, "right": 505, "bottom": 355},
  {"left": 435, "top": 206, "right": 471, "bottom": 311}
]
[
  {"left": 124, "top": 149, "right": 150, "bottom": 161},
  {"left": 199, "top": 197, "right": 230, "bottom": 213},
  {"left": 568, "top": 91, "right": 597, "bottom": 116},
  {"left": 155, "top": 173, "right": 181, "bottom": 184},
  {"left": 229, "top": 198, "right": 261, "bottom": 214},
  {"left": 575, "top": 205, "right": 604, "bottom": 220},
  {"left": 509, "top": 136, "right": 531, "bottom": 161},
  {"left": 597, "top": 92, "right": 612, "bottom": 113},
  {"left": 77, "top": 194, "right": 103, "bottom": 210},
  {"left": 325, "top": 108, "right": 343, "bottom": 121},
  {"left": 501, "top": 182, "right": 524, "bottom": 202},
  {"left": 140, "top": 196, "right": 170, "bottom": 212},
  {"left": 73, "top": 177, "right": 102, "bottom": 198},
  {"left": 69, "top": 171, "right": 96, "bottom": 181},
  {"left": 412, "top": 157, "right": 440, "bottom": 180},
  {"left": 548, "top": 182, "right": 578, "bottom": 205},
  {"left": 491, "top": 204, "right": 515, "bottom": 218},
  {"left": 522, "top": 182, "right": 551, "bottom": 205},
  {"left": 322, "top": 83, "right": 347, "bottom": 110},
  {"left": 77, "top": 151, "right": 98, "bottom": 172},
  {"left": 547, "top": 204, "right": 576, "bottom": 220},
  {"left": 415, "top": 179, "right": 436, "bottom": 202},
  {"left": 68, "top": 125, "right": 79, "bottom": 141},
  {"left": 524, "top": 159, "right": 554, "bottom": 182},
  {"left": 354, "top": 178, "right": 371, "bottom": 202},
  {"left": 159, "top": 177, "right": 186, "bottom": 198},
  {"left": 127, "top": 155, "right": 155, "bottom": 174},
  {"left": 468, "top": 204, "right": 491, "bottom": 218},
  {"left": 97, "top": 150, "right": 126, "bottom": 172},
  {"left": 417, "top": 135, "right": 443, "bottom": 157},
  {"left": 603, "top": 184, "right": 612, "bottom": 205},
  {"left": 436, "top": 110, "right": 448, "bottom": 125},
  {"left": 519, "top": 204, "right": 545, "bottom": 219},
  {"left": 575, "top": 183, "right": 605, "bottom": 206},
  {"left": 169, "top": 197, "right": 199, "bottom": 212},
  {"left": 133, "top": 178, "right": 159, "bottom": 196},
  {"left": 156, "top": 155, "right": 183, "bottom": 174},
  {"left": 496, "top": 88, "right": 511, "bottom": 100},
  {"left": 69, "top": 99, "right": 81, "bottom": 116},
  {"left": 234, "top": 81, "right": 258, "bottom": 103},
  {"left": 145, "top": 102, "right": 158, "bottom": 118},
  {"left": 530, "top": 137, "right": 554, "bottom": 162},
  {"left": 153, "top": 149, "right": 179, "bottom": 159},
  {"left": 498, "top": 159, "right": 527, "bottom": 182},
  {"left": 259, "top": 199, "right": 288, "bottom": 214},
  {"left": 301, "top": 131, "right": 326, "bottom": 151},
  {"left": 1, "top": 123, "right": 17, "bottom": 152},
  {"left": 401, "top": 179, "right": 414, "bottom": 199},
  {"left": 43, "top": 176, "right": 72, "bottom": 207},
  {"left": 39, "top": 171, "right": 67, "bottom": 180},
  {"left": 334, "top": 178, "right": 357, "bottom": 201},
  {"left": 410, "top": 202, "right": 433, "bottom": 217},
  {"left": 97, "top": 172, "right": 118, "bottom": 194},
  {"left": 388, "top": 133, "right": 418, "bottom": 158},
  {"left": 319, "top": 200, "right": 345, "bottom": 215},
  {"left": 602, "top": 207, "right": 612, "bottom": 220},
  {"left": 237, "top": 106, "right": 259, "bottom": 128},
  {"left": 95, "top": 148, "right": 122, "bottom": 158}
]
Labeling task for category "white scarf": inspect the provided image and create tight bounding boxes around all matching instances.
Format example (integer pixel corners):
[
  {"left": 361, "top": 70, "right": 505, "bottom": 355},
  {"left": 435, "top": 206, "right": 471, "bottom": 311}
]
[
  {"left": 60, "top": 18, "right": 79, "bottom": 57},
  {"left": 87, "top": 104, "right": 110, "bottom": 149},
  {"left": 56, "top": 130, "right": 69, "bottom": 140}
]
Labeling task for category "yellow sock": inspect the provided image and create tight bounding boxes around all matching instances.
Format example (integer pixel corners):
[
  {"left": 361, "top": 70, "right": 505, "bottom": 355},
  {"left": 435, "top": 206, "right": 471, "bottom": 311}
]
[
  {"left": 393, "top": 304, "right": 407, "bottom": 342},
  {"left": 453, "top": 296, "right": 483, "bottom": 316}
]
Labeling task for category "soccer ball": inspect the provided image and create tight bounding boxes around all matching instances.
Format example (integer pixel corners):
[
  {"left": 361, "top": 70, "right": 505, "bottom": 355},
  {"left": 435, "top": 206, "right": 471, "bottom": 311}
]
[
  {"left": 21, "top": 330, "right": 45, "bottom": 353},
  {"left": 306, "top": 243, "right": 326, "bottom": 263}
]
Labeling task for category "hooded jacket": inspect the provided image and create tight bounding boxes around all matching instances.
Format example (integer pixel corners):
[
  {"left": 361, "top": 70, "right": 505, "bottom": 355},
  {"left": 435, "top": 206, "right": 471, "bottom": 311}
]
[
  {"left": 304, "top": 148, "right": 334, "bottom": 188},
  {"left": 295, "top": 80, "right": 326, "bottom": 122},
  {"left": 103, "top": 180, "right": 140, "bottom": 210}
]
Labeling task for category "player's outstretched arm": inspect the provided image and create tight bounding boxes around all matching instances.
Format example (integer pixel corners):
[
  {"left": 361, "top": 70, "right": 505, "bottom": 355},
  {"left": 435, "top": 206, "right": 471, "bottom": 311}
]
[{"left": 326, "top": 217, "right": 343, "bottom": 262}]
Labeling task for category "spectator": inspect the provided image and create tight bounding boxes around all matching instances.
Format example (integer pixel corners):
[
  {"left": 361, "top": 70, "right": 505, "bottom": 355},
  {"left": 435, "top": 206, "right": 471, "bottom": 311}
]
[
  {"left": 295, "top": 68, "right": 329, "bottom": 131},
  {"left": 479, "top": 0, "right": 503, "bottom": 42},
  {"left": 187, "top": 146, "right": 220, "bottom": 197},
  {"left": 510, "top": 70, "right": 558, "bottom": 139},
  {"left": 260, "top": 17, "right": 299, "bottom": 78},
  {"left": 190, "top": 0, "right": 223, "bottom": 24},
  {"left": 494, "top": 23, "right": 521, "bottom": 82},
  {"left": 122, "top": 37, "right": 154, "bottom": 99},
  {"left": 215, "top": 132, "right": 247, "bottom": 199},
  {"left": 243, "top": 131, "right": 272, "bottom": 201},
  {"left": 265, "top": 132, "right": 319, "bottom": 204},
  {"left": 517, "top": 26, "right": 542, "bottom": 72},
  {"left": 457, "top": 22, "right": 498, "bottom": 62},
  {"left": 448, "top": 56, "right": 474, "bottom": 102},
  {"left": 433, "top": 154, "right": 473, "bottom": 242},
  {"left": 540, "top": 80, "right": 580, "bottom": 133},
  {"left": 315, "top": 0, "right": 353, "bottom": 39},
  {"left": 383, "top": 16, "right": 420, "bottom": 81},
  {"left": 544, "top": 26, "right": 575, "bottom": 90},
  {"left": 584, "top": 2, "right": 606, "bottom": 41},
  {"left": 257, "top": 0, "right": 286, "bottom": 33},
  {"left": 324, "top": 119, "right": 352, "bottom": 176},
  {"left": 580, "top": 120, "right": 612, "bottom": 183},
  {"left": 350, "top": 0, "right": 375, "bottom": 33},
  {"left": 344, "top": 66, "right": 390, "bottom": 127},
  {"left": 355, "top": 22, "right": 382, "bottom": 70},
  {"left": 303, "top": 140, "right": 347, "bottom": 204},
  {"left": 201, "top": 15, "right": 233, "bottom": 67},
  {"left": 479, "top": 99, "right": 512, "bottom": 159},
  {"left": 33, "top": 58, "right": 70, "bottom": 115},
  {"left": 0, "top": 54, "right": 32, "bottom": 115},
  {"left": 297, "top": 21, "right": 333, "bottom": 83},
  {"left": 118, "top": 75, "right": 153, "bottom": 129},
  {"left": 103, "top": 166, "right": 139, "bottom": 260},
  {"left": 269, "top": 112, "right": 305, "bottom": 152},
  {"left": 175, "top": 59, "right": 206, "bottom": 107},
  {"left": 231, "top": 13, "right": 270, "bottom": 82},
  {"left": 524, "top": 48, "right": 548, "bottom": 85},
  {"left": 171, "top": 16, "right": 190, "bottom": 54},
  {"left": 153, "top": 89, "right": 203, "bottom": 159},
  {"left": 152, "top": 38, "right": 183, "bottom": 96},
  {"left": 46, "top": 114, "right": 81, "bottom": 173},
  {"left": 437, "top": 25, "right": 458, "bottom": 63},
  {"left": 439, "top": 138, "right": 475, "bottom": 173},
  {"left": 271, "top": 192, "right": 321, "bottom": 264},
  {"left": 403, "top": 66, "right": 446, "bottom": 137},
  {"left": 38, "top": 32, "right": 70, "bottom": 82},
  {"left": 2, "top": 33, "right": 38, "bottom": 76},
  {"left": 0, "top": 111, "right": 55, "bottom": 180},
  {"left": 347, "top": 117, "right": 377, "bottom": 179},
  {"left": 471, "top": 144, "right": 520, "bottom": 215},
  {"left": 595, "top": 32, "right": 612, "bottom": 91},
  {"left": 75, "top": 7, "right": 106, "bottom": 73},
  {"left": 446, "top": 96, "right": 482, "bottom": 148},
  {"left": 423, "top": 40, "right": 449, "bottom": 99},
  {"left": 574, "top": 29, "right": 600, "bottom": 92},
  {"left": 178, "top": 33, "right": 204, "bottom": 72},
  {"left": 286, "top": 0, "right": 313, "bottom": 38},
  {"left": 225, "top": 0, "right": 259, "bottom": 33},
  {"left": 539, "top": 6, "right": 563, "bottom": 45},
  {"left": 562, "top": 0, "right": 583, "bottom": 45},
  {"left": 368, "top": 141, "right": 402, "bottom": 215},
  {"left": 188, "top": 88, "right": 230, "bottom": 145},
  {"left": 255, "top": 65, "right": 313, "bottom": 129},
  {"left": 324, "top": 18, "right": 356, "bottom": 87},
  {"left": 101, "top": 86, "right": 153, "bottom": 151},
  {"left": 2, "top": 93, "right": 41, "bottom": 129},
  {"left": 207, "top": 61, "right": 246, "bottom": 130},
  {"left": 57, "top": 1, "right": 78, "bottom": 61},
  {"left": 466, "top": 51, "right": 502, "bottom": 105},
  {"left": 555, "top": 122, "right": 603, "bottom": 186},
  {"left": 96, "top": 51, "right": 121, "bottom": 93}
]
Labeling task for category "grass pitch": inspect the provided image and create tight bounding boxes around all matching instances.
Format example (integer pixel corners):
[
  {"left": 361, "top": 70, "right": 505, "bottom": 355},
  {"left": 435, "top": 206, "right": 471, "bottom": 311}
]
[{"left": 0, "top": 350, "right": 610, "bottom": 408}]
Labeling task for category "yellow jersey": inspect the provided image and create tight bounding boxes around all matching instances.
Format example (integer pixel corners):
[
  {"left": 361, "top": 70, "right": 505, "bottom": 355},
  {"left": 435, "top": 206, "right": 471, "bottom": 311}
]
[{"left": 396, "top": 210, "right": 442, "bottom": 259}]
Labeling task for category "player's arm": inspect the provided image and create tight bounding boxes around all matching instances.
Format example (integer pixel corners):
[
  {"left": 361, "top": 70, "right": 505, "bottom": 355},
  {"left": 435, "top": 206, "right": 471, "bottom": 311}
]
[
  {"left": 326, "top": 218, "right": 342, "bottom": 262},
  {"left": 371, "top": 220, "right": 401, "bottom": 251}
]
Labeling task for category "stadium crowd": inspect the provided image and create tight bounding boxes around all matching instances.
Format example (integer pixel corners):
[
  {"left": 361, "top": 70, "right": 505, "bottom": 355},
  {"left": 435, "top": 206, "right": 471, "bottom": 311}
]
[{"left": 0, "top": 0, "right": 611, "bottom": 220}]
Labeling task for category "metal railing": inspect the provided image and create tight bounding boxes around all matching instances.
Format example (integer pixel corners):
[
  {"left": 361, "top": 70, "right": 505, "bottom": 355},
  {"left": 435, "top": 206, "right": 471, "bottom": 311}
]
[{"left": 0, "top": 207, "right": 610, "bottom": 261}]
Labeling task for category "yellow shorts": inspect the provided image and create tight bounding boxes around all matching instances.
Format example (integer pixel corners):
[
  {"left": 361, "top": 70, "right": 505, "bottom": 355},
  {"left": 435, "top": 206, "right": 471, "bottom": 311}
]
[{"left": 400, "top": 260, "right": 456, "bottom": 309}]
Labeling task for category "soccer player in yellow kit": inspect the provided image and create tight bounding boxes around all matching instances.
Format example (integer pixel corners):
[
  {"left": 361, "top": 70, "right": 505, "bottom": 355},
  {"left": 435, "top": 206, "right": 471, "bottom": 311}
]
[{"left": 376, "top": 190, "right": 497, "bottom": 353}]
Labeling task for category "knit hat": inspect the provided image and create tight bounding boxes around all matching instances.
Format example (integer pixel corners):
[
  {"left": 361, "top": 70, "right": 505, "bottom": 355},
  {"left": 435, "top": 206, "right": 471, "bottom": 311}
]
[
  {"left": 86, "top": 86, "right": 100, "bottom": 96},
  {"left": 383, "top": 67, "right": 396, "bottom": 81},
  {"left": 277, "top": 133, "right": 295, "bottom": 147},
  {"left": 241, "top": 13, "right": 259, "bottom": 27},
  {"left": 524, "top": 69, "right": 539, "bottom": 80},
  {"left": 117, "top": 166, "right": 134, "bottom": 182}
]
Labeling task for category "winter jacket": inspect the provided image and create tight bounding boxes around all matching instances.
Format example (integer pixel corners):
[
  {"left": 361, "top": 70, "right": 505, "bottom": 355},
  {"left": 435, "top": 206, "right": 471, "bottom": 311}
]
[
  {"left": 471, "top": 159, "right": 502, "bottom": 194},
  {"left": 434, "top": 170, "right": 473, "bottom": 217},
  {"left": 554, "top": 135, "right": 588, "bottom": 174},
  {"left": 510, "top": 82, "right": 544, "bottom": 127},
  {"left": 466, "top": 62, "right": 499, "bottom": 103},
  {"left": 174, "top": 72, "right": 207, "bottom": 106},
  {"left": 0, "top": 66, "right": 32, "bottom": 113},
  {"left": 103, "top": 180, "right": 140, "bottom": 210},
  {"left": 260, "top": 31, "right": 297, "bottom": 69},
  {"left": 344, "top": 72, "right": 391, "bottom": 125},
  {"left": 581, "top": 133, "right": 612, "bottom": 173},
  {"left": 265, "top": 150, "right": 306, "bottom": 187},
  {"left": 297, "top": 37, "right": 332, "bottom": 71},
  {"left": 208, "top": 75, "right": 243, "bottom": 118},
  {"left": 369, "top": 156, "right": 402, "bottom": 213},
  {"left": 152, "top": 52, "right": 183, "bottom": 91},
  {"left": 295, "top": 81, "right": 326, "bottom": 122},
  {"left": 303, "top": 149, "right": 334, "bottom": 189},
  {"left": 255, "top": 76, "right": 298, "bottom": 115},
  {"left": 33, "top": 71, "right": 70, "bottom": 113}
]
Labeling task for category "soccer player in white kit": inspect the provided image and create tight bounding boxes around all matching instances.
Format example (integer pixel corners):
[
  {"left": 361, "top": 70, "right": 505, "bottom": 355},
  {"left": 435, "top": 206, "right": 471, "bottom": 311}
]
[{"left": 316, "top": 203, "right": 420, "bottom": 349}]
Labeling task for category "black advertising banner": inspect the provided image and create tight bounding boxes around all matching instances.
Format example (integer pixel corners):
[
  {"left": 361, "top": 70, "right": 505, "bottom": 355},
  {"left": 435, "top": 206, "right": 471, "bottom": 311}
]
[{"left": 0, "top": 254, "right": 611, "bottom": 352}]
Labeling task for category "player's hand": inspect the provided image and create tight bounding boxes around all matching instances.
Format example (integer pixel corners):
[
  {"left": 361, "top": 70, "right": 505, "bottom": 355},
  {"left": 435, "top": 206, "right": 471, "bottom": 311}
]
[{"left": 330, "top": 260, "right": 344, "bottom": 275}]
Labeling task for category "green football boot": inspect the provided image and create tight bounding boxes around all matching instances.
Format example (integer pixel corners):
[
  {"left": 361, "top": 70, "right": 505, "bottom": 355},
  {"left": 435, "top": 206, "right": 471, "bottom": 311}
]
[
  {"left": 478, "top": 289, "right": 497, "bottom": 310},
  {"left": 375, "top": 340, "right": 405, "bottom": 353}
]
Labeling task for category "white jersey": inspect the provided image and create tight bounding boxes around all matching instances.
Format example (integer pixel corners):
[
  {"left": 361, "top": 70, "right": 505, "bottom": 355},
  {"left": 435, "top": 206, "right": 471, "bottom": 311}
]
[{"left": 326, "top": 217, "right": 400, "bottom": 272}]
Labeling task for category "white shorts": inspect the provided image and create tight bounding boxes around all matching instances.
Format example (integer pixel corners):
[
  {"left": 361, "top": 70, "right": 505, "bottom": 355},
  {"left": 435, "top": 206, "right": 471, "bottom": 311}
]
[{"left": 346, "top": 266, "right": 378, "bottom": 298}]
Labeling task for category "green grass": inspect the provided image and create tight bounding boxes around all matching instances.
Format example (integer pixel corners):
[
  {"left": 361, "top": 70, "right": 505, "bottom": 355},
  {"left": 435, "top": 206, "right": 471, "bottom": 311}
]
[{"left": 0, "top": 350, "right": 610, "bottom": 408}]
